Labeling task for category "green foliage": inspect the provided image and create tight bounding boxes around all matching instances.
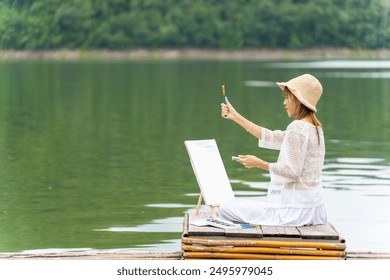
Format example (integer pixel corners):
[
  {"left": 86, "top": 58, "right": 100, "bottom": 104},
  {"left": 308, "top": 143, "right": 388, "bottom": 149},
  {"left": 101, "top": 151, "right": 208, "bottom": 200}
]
[{"left": 0, "top": 0, "right": 389, "bottom": 50}]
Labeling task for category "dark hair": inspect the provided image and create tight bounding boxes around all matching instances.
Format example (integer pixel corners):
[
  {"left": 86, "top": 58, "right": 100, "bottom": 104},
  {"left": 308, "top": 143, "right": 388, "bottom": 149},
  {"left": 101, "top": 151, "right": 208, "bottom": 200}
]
[{"left": 285, "top": 88, "right": 322, "bottom": 145}]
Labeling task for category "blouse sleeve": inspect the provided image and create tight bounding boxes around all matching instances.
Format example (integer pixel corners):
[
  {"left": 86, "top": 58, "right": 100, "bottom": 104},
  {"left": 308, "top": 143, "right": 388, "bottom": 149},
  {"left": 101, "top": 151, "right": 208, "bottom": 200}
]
[
  {"left": 258, "top": 127, "right": 286, "bottom": 150},
  {"left": 268, "top": 128, "right": 309, "bottom": 184}
]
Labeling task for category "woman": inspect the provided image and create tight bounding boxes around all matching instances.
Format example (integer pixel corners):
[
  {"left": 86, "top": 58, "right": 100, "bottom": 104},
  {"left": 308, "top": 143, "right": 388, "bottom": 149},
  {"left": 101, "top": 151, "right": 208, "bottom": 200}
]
[{"left": 219, "top": 73, "right": 326, "bottom": 226}]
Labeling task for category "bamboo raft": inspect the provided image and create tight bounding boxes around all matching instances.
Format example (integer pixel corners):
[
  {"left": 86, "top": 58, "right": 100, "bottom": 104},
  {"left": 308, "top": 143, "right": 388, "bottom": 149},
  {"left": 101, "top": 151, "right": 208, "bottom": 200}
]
[{"left": 182, "top": 212, "right": 347, "bottom": 260}]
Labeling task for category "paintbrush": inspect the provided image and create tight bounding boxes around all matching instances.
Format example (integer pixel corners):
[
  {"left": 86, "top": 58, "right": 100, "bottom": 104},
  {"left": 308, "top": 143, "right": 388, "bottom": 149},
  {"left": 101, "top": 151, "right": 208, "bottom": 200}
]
[{"left": 222, "top": 84, "right": 226, "bottom": 104}]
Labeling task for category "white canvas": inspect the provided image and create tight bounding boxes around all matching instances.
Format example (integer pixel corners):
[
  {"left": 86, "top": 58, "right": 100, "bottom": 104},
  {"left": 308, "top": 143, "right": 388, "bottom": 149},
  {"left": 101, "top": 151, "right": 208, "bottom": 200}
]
[{"left": 184, "top": 139, "right": 235, "bottom": 206}]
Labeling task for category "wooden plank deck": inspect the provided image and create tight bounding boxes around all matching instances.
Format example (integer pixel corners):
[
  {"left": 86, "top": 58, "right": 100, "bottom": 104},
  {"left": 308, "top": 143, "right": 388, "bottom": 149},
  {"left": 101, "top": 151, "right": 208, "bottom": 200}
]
[{"left": 183, "top": 213, "right": 345, "bottom": 242}]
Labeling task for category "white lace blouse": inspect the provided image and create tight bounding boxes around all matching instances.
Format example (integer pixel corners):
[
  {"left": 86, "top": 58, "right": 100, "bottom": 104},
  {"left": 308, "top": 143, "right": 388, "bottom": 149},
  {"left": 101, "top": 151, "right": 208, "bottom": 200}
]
[{"left": 259, "top": 120, "right": 325, "bottom": 208}]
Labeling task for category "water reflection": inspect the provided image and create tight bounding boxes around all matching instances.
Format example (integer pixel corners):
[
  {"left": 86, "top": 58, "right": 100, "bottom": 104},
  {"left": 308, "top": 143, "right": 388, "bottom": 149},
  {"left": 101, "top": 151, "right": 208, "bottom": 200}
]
[
  {"left": 96, "top": 217, "right": 183, "bottom": 233},
  {"left": 0, "top": 60, "right": 389, "bottom": 253},
  {"left": 324, "top": 158, "right": 390, "bottom": 188},
  {"left": 268, "top": 60, "right": 390, "bottom": 69},
  {"left": 323, "top": 72, "right": 390, "bottom": 78},
  {"left": 244, "top": 80, "right": 276, "bottom": 87}
]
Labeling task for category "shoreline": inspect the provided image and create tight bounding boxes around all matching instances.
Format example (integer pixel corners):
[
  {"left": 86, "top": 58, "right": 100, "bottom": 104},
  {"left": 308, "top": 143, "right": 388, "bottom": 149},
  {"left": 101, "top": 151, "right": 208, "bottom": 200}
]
[{"left": 1, "top": 48, "right": 390, "bottom": 61}]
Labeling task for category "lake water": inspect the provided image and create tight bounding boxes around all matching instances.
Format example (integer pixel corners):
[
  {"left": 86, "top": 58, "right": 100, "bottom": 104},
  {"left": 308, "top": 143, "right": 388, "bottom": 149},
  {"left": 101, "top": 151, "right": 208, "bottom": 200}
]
[{"left": 0, "top": 59, "right": 389, "bottom": 254}]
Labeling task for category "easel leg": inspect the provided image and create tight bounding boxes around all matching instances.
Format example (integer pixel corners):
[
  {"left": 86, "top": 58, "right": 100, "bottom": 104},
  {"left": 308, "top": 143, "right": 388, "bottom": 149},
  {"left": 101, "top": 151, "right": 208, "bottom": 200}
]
[
  {"left": 209, "top": 204, "right": 219, "bottom": 217},
  {"left": 195, "top": 193, "right": 202, "bottom": 216},
  {"left": 195, "top": 195, "right": 219, "bottom": 217}
]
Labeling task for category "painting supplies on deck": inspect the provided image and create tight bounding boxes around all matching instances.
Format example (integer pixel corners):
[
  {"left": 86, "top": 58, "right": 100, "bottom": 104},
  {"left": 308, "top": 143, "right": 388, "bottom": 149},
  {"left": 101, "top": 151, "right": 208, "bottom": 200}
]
[
  {"left": 190, "top": 216, "right": 242, "bottom": 230},
  {"left": 206, "top": 216, "right": 242, "bottom": 230}
]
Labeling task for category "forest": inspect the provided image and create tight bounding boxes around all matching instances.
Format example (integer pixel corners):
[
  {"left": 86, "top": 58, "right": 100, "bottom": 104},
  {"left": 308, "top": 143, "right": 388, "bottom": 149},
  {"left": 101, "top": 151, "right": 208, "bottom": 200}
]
[{"left": 0, "top": 0, "right": 389, "bottom": 50}]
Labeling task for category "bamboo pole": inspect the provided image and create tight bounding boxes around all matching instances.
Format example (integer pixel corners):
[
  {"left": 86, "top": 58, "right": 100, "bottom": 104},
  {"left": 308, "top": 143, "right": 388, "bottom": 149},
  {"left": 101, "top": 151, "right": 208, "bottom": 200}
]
[
  {"left": 182, "top": 244, "right": 346, "bottom": 257},
  {"left": 183, "top": 251, "right": 345, "bottom": 260},
  {"left": 182, "top": 237, "right": 346, "bottom": 250}
]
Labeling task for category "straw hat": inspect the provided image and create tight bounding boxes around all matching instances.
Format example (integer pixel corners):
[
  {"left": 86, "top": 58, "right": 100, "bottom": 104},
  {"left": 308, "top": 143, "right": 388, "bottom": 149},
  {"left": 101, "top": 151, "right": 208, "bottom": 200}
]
[{"left": 276, "top": 74, "right": 323, "bottom": 112}]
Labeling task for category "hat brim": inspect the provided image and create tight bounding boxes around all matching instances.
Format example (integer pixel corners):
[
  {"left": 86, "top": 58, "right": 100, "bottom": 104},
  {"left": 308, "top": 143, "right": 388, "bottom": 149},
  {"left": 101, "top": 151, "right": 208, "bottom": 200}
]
[{"left": 276, "top": 82, "right": 317, "bottom": 112}]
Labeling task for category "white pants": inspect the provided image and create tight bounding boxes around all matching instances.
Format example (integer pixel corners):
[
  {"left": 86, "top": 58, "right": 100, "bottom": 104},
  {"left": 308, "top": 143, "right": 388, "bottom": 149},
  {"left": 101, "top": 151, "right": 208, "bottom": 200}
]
[{"left": 218, "top": 198, "right": 327, "bottom": 226}]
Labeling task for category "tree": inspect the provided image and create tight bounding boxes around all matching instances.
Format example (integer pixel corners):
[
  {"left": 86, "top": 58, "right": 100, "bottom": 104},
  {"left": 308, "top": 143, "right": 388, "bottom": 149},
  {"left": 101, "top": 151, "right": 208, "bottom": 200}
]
[{"left": 0, "top": 0, "right": 389, "bottom": 50}]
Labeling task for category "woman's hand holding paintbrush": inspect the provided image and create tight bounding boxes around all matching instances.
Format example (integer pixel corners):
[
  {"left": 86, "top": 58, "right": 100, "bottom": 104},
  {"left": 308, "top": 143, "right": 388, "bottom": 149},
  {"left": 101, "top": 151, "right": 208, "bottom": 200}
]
[
  {"left": 220, "top": 85, "right": 264, "bottom": 146},
  {"left": 220, "top": 97, "right": 237, "bottom": 120},
  {"left": 220, "top": 85, "right": 237, "bottom": 120},
  {"left": 223, "top": 98, "right": 269, "bottom": 170}
]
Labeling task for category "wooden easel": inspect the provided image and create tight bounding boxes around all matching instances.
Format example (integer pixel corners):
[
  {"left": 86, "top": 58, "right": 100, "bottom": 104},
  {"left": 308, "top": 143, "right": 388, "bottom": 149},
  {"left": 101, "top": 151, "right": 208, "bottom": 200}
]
[
  {"left": 184, "top": 140, "right": 235, "bottom": 219},
  {"left": 195, "top": 193, "right": 219, "bottom": 217}
]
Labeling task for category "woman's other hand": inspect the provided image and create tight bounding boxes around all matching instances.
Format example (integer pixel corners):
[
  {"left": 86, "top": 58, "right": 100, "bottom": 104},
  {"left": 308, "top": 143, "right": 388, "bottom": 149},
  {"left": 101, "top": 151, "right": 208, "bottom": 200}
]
[{"left": 236, "top": 155, "right": 269, "bottom": 171}]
